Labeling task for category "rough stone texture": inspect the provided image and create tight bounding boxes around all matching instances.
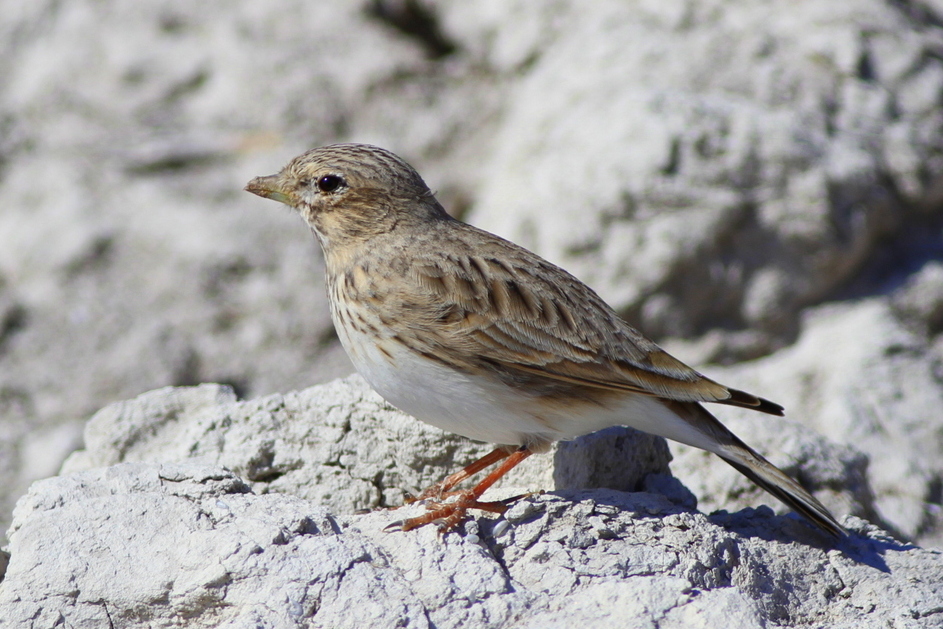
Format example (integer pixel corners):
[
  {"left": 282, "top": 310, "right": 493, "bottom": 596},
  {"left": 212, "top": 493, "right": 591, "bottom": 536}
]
[
  {"left": 892, "top": 261, "right": 943, "bottom": 334},
  {"left": 1, "top": 462, "right": 940, "bottom": 629},
  {"left": 58, "top": 375, "right": 675, "bottom": 513},
  {"left": 465, "top": 0, "right": 943, "bottom": 349},
  {"left": 669, "top": 299, "right": 943, "bottom": 547},
  {"left": 58, "top": 374, "right": 869, "bottom": 529}
]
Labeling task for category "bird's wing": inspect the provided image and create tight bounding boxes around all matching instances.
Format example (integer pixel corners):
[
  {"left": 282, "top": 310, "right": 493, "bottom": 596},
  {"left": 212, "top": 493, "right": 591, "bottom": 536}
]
[{"left": 398, "top": 227, "right": 782, "bottom": 416}]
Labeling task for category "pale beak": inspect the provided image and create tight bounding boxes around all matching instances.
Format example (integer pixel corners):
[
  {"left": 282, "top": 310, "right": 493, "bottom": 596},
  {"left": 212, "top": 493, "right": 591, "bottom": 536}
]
[{"left": 245, "top": 175, "right": 295, "bottom": 206}]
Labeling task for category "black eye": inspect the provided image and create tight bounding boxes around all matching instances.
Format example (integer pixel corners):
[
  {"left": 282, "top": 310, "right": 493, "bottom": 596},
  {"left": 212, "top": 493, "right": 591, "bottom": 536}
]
[{"left": 317, "top": 175, "right": 343, "bottom": 193}]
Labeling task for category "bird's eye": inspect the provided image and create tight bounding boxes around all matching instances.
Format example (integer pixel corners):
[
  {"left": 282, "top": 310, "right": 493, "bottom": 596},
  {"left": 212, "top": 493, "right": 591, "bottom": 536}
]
[{"left": 317, "top": 175, "right": 344, "bottom": 193}]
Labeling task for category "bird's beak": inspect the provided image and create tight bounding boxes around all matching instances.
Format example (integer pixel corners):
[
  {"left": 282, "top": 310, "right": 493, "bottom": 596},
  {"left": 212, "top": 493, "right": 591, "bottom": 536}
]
[{"left": 245, "top": 175, "right": 295, "bottom": 206}]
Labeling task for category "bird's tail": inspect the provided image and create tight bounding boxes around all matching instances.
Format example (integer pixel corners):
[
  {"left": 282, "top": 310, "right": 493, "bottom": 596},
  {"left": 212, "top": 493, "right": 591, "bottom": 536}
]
[{"left": 669, "top": 401, "right": 846, "bottom": 540}]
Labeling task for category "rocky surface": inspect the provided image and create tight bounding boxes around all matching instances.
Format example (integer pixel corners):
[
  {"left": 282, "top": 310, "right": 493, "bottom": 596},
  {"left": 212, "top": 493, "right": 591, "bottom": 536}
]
[
  {"left": 670, "top": 298, "right": 943, "bottom": 547},
  {"left": 466, "top": 0, "right": 943, "bottom": 349},
  {"left": 55, "top": 373, "right": 872, "bottom": 522},
  {"left": 2, "top": 367, "right": 941, "bottom": 627},
  {"left": 57, "top": 376, "right": 675, "bottom": 512},
  {"left": 3, "top": 373, "right": 933, "bottom": 627},
  {"left": 1, "top": 461, "right": 940, "bottom": 629}
]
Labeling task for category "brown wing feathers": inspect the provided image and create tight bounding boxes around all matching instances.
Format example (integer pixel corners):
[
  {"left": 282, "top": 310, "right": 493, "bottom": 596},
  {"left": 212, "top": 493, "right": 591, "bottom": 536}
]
[
  {"left": 715, "top": 388, "right": 785, "bottom": 416},
  {"left": 410, "top": 235, "right": 783, "bottom": 415}
]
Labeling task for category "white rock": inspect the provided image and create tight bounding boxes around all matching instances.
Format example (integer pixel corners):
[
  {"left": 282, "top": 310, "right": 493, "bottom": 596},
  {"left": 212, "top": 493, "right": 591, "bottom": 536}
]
[
  {"left": 672, "top": 299, "right": 943, "bottom": 545},
  {"left": 1, "top": 462, "right": 940, "bottom": 628},
  {"left": 61, "top": 375, "right": 675, "bottom": 515},
  {"left": 465, "top": 0, "right": 943, "bottom": 345}
]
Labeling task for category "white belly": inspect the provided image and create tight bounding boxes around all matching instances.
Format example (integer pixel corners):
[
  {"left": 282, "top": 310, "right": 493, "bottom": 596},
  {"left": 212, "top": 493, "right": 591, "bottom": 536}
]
[
  {"left": 334, "top": 319, "right": 718, "bottom": 454},
  {"left": 345, "top": 331, "right": 556, "bottom": 447}
]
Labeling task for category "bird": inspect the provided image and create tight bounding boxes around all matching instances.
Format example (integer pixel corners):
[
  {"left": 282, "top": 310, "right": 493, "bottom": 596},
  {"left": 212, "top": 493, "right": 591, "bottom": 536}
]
[{"left": 245, "top": 143, "right": 845, "bottom": 539}]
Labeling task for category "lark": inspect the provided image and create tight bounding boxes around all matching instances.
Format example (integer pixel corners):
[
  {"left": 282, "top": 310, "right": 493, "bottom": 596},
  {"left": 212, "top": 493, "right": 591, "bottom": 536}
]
[{"left": 245, "top": 143, "right": 845, "bottom": 539}]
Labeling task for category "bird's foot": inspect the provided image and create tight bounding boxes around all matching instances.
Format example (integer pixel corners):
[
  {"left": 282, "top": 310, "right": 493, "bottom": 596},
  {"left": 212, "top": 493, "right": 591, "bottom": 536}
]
[
  {"left": 387, "top": 446, "right": 535, "bottom": 535},
  {"left": 386, "top": 491, "right": 520, "bottom": 534}
]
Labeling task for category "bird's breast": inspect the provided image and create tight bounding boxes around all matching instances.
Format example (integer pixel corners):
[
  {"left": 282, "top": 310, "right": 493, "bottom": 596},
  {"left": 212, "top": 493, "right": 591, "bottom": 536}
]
[{"left": 326, "top": 283, "right": 558, "bottom": 447}]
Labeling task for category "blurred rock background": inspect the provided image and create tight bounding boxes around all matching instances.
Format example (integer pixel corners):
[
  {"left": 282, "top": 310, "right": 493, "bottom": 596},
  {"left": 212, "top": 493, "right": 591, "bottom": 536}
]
[{"left": 2, "top": 0, "right": 943, "bottom": 547}]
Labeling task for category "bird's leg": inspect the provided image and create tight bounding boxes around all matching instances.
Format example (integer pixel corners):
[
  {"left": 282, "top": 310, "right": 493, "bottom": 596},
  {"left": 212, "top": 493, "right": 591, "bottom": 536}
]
[
  {"left": 391, "top": 446, "right": 533, "bottom": 534},
  {"left": 404, "top": 445, "right": 518, "bottom": 503}
]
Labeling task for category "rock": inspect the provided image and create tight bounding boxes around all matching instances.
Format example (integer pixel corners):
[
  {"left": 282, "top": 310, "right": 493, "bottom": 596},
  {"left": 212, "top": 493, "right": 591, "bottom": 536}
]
[
  {"left": 466, "top": 0, "right": 943, "bottom": 349},
  {"left": 1, "top": 462, "right": 940, "bottom": 628},
  {"left": 60, "top": 375, "right": 675, "bottom": 513},
  {"left": 892, "top": 261, "right": 943, "bottom": 334},
  {"left": 60, "top": 373, "right": 873, "bottom": 529},
  {"left": 670, "top": 299, "right": 943, "bottom": 546}
]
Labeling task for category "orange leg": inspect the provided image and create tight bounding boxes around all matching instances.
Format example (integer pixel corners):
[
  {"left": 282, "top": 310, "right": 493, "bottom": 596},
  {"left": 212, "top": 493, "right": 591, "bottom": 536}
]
[
  {"left": 390, "top": 446, "right": 534, "bottom": 534},
  {"left": 405, "top": 445, "right": 518, "bottom": 503}
]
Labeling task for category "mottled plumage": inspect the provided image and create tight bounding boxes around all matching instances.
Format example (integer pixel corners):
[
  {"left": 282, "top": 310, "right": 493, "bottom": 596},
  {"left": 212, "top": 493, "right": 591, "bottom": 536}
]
[{"left": 246, "top": 143, "right": 845, "bottom": 539}]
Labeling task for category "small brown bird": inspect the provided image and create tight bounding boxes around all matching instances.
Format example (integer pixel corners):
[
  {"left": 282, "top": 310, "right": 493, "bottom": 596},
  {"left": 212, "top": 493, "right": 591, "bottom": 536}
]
[{"left": 245, "top": 143, "right": 845, "bottom": 539}]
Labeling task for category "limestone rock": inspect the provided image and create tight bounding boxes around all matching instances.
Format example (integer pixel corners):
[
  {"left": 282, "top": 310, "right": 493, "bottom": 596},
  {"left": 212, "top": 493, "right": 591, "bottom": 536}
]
[
  {"left": 61, "top": 375, "right": 675, "bottom": 513},
  {"left": 671, "top": 299, "right": 943, "bottom": 546},
  {"left": 1, "top": 462, "right": 940, "bottom": 628}
]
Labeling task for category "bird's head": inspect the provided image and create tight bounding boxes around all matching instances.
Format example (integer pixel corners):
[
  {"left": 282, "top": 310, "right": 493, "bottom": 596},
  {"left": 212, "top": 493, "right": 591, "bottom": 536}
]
[{"left": 245, "top": 143, "right": 447, "bottom": 248}]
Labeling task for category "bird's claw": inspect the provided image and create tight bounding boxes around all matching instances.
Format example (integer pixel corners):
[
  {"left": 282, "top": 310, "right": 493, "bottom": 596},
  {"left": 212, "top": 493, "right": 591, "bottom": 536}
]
[{"left": 383, "top": 519, "right": 406, "bottom": 532}]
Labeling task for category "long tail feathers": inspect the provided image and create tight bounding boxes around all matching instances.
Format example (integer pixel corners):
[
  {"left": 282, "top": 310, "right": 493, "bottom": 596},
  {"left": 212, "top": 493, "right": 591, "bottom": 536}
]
[
  {"left": 718, "top": 440, "right": 846, "bottom": 539},
  {"left": 670, "top": 401, "right": 846, "bottom": 540}
]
